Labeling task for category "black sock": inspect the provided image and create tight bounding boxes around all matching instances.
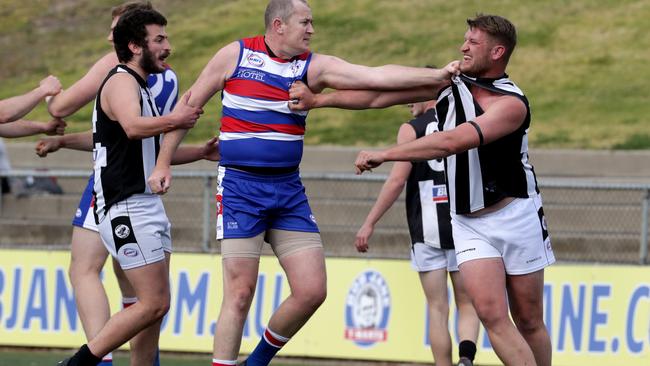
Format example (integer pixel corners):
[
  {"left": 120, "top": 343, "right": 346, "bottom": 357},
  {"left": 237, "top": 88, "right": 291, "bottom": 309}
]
[
  {"left": 68, "top": 344, "right": 102, "bottom": 366},
  {"left": 458, "top": 339, "right": 477, "bottom": 361}
]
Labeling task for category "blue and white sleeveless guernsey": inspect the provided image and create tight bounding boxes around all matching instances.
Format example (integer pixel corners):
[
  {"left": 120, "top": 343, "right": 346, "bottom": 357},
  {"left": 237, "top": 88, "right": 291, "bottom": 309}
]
[
  {"left": 219, "top": 35, "right": 311, "bottom": 168},
  {"left": 72, "top": 66, "right": 178, "bottom": 229},
  {"left": 435, "top": 74, "right": 539, "bottom": 215}
]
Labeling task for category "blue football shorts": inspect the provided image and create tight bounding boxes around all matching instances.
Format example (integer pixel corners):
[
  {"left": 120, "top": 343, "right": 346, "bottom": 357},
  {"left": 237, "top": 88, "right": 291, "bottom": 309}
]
[{"left": 215, "top": 166, "right": 320, "bottom": 239}]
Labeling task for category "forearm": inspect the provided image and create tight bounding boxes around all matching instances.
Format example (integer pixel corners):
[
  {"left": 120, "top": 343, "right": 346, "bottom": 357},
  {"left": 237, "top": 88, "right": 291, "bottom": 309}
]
[
  {"left": 158, "top": 129, "right": 189, "bottom": 167},
  {"left": 315, "top": 87, "right": 434, "bottom": 110},
  {"left": 123, "top": 115, "right": 181, "bottom": 140},
  {"left": 383, "top": 133, "right": 455, "bottom": 162},
  {"left": 0, "top": 88, "right": 46, "bottom": 123},
  {"left": 59, "top": 130, "right": 93, "bottom": 151},
  {"left": 171, "top": 146, "right": 203, "bottom": 165},
  {"left": 0, "top": 119, "right": 45, "bottom": 137},
  {"left": 363, "top": 177, "right": 406, "bottom": 227},
  {"left": 372, "top": 65, "right": 450, "bottom": 89}
]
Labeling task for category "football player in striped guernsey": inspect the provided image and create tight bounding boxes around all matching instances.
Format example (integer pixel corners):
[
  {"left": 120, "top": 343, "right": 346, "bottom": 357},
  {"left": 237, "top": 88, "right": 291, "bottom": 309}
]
[
  {"left": 148, "top": 1, "right": 458, "bottom": 366},
  {"left": 57, "top": 6, "right": 207, "bottom": 366},
  {"left": 293, "top": 14, "right": 553, "bottom": 366},
  {"left": 42, "top": 2, "right": 176, "bottom": 365}
]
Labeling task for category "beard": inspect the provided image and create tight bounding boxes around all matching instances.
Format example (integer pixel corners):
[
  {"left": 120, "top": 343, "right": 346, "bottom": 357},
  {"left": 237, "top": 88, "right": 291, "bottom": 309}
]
[
  {"left": 140, "top": 46, "right": 167, "bottom": 74},
  {"left": 460, "top": 54, "right": 490, "bottom": 77}
]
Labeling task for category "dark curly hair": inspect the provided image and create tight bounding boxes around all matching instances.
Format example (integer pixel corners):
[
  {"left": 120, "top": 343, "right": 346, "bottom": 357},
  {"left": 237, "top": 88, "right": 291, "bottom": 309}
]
[{"left": 113, "top": 8, "right": 167, "bottom": 63}]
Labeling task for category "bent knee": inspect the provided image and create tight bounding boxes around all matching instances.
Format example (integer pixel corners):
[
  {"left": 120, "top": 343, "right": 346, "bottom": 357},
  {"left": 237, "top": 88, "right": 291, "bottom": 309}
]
[
  {"left": 294, "top": 285, "right": 327, "bottom": 310},
  {"left": 141, "top": 298, "right": 170, "bottom": 320}
]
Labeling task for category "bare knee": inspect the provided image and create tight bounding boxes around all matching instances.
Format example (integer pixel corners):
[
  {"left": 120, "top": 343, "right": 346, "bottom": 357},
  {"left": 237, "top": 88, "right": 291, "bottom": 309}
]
[
  {"left": 428, "top": 298, "right": 450, "bottom": 318},
  {"left": 292, "top": 283, "right": 327, "bottom": 312},
  {"left": 514, "top": 313, "right": 545, "bottom": 336},
  {"left": 226, "top": 284, "right": 256, "bottom": 315},
  {"left": 68, "top": 260, "right": 101, "bottom": 285},
  {"left": 473, "top": 299, "right": 508, "bottom": 329},
  {"left": 139, "top": 296, "right": 170, "bottom": 321}
]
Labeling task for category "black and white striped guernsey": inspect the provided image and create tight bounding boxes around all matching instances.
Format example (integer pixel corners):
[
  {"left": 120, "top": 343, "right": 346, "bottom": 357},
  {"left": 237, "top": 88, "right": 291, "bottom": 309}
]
[
  {"left": 406, "top": 109, "right": 454, "bottom": 249},
  {"left": 92, "top": 65, "right": 161, "bottom": 221},
  {"left": 435, "top": 74, "right": 539, "bottom": 214}
]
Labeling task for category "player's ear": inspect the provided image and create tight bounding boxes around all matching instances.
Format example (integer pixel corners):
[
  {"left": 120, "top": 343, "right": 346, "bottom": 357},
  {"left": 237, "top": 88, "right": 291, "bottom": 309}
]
[
  {"left": 273, "top": 17, "right": 284, "bottom": 35},
  {"left": 491, "top": 45, "right": 506, "bottom": 61},
  {"left": 128, "top": 41, "right": 142, "bottom": 56}
]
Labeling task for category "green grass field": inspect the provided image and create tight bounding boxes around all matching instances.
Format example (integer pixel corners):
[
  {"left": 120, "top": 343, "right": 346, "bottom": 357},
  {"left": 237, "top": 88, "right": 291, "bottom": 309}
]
[
  {"left": 0, "top": 349, "right": 318, "bottom": 366},
  {"left": 1, "top": 0, "right": 648, "bottom": 149}
]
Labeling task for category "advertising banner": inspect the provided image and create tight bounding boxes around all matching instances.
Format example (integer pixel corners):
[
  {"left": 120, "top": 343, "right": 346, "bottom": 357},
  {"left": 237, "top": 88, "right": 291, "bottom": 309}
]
[{"left": 0, "top": 249, "right": 648, "bottom": 365}]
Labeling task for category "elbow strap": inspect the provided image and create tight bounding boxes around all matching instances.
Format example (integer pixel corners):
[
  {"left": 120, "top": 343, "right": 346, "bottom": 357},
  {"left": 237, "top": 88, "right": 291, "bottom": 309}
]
[{"left": 467, "top": 120, "right": 484, "bottom": 146}]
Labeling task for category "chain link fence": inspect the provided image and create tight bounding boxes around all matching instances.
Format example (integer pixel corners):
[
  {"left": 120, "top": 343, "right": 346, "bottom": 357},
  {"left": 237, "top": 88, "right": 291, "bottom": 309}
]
[{"left": 1, "top": 169, "right": 648, "bottom": 264}]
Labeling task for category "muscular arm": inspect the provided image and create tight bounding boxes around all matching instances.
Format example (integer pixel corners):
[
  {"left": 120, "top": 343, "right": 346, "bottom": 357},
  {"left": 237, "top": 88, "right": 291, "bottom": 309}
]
[
  {"left": 102, "top": 73, "right": 198, "bottom": 139},
  {"left": 355, "top": 123, "right": 415, "bottom": 252},
  {"left": 47, "top": 52, "right": 118, "bottom": 118},
  {"left": 0, "top": 76, "right": 62, "bottom": 123},
  {"left": 355, "top": 96, "right": 527, "bottom": 172},
  {"left": 289, "top": 81, "right": 435, "bottom": 110},
  {"left": 307, "top": 55, "right": 458, "bottom": 93}
]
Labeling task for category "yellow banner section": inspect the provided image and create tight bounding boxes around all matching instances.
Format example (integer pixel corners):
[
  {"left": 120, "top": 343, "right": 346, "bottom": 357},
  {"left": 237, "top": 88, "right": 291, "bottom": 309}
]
[{"left": 0, "top": 249, "right": 648, "bottom": 365}]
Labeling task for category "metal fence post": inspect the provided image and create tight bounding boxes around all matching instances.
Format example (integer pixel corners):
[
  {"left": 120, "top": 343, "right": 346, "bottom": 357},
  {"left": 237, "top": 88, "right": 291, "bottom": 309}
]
[
  {"left": 641, "top": 189, "right": 650, "bottom": 265},
  {"left": 202, "top": 176, "right": 213, "bottom": 252}
]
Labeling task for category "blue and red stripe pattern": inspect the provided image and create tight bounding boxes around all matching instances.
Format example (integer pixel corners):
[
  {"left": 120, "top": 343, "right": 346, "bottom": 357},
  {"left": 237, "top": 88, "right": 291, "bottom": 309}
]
[{"left": 220, "top": 35, "right": 312, "bottom": 168}]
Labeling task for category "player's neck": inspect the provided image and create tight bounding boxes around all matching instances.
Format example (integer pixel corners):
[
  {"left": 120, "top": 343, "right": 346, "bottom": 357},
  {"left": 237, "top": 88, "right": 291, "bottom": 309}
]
[
  {"left": 264, "top": 34, "right": 294, "bottom": 60},
  {"left": 125, "top": 60, "right": 149, "bottom": 81}
]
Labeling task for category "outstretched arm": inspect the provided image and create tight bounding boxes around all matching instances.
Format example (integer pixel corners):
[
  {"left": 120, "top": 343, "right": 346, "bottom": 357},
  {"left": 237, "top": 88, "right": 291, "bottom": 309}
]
[
  {"left": 0, "top": 75, "right": 62, "bottom": 123},
  {"left": 0, "top": 118, "right": 66, "bottom": 138},
  {"left": 355, "top": 123, "right": 415, "bottom": 253},
  {"left": 171, "top": 137, "right": 220, "bottom": 165},
  {"left": 47, "top": 52, "right": 118, "bottom": 118},
  {"left": 355, "top": 96, "right": 527, "bottom": 174},
  {"left": 149, "top": 41, "right": 239, "bottom": 194},
  {"left": 289, "top": 81, "right": 436, "bottom": 111},
  {"left": 35, "top": 130, "right": 93, "bottom": 157},
  {"left": 307, "top": 56, "right": 459, "bottom": 93}
]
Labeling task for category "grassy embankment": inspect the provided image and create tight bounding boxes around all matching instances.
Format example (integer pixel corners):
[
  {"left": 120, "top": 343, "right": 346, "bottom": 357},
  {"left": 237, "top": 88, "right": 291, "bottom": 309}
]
[{"left": 1, "top": 0, "right": 648, "bottom": 149}]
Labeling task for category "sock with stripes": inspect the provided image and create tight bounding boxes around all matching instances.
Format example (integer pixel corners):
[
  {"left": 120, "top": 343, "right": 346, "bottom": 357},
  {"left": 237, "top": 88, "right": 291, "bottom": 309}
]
[
  {"left": 212, "top": 358, "right": 237, "bottom": 366},
  {"left": 122, "top": 297, "right": 138, "bottom": 308},
  {"left": 122, "top": 297, "right": 161, "bottom": 366},
  {"left": 245, "top": 328, "right": 290, "bottom": 366},
  {"left": 97, "top": 352, "right": 112, "bottom": 366}
]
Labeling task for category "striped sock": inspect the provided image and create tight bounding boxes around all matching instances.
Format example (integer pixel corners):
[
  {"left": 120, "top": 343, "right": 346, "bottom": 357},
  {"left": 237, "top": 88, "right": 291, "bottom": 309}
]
[
  {"left": 98, "top": 352, "right": 112, "bottom": 366},
  {"left": 246, "top": 328, "right": 290, "bottom": 366},
  {"left": 212, "top": 358, "right": 237, "bottom": 366},
  {"left": 122, "top": 297, "right": 138, "bottom": 308}
]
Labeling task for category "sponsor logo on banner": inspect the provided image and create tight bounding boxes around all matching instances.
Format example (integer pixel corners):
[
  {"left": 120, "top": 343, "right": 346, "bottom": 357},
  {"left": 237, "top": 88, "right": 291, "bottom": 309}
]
[
  {"left": 432, "top": 184, "right": 448, "bottom": 203},
  {"left": 344, "top": 270, "right": 391, "bottom": 347}
]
